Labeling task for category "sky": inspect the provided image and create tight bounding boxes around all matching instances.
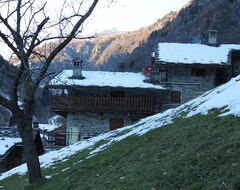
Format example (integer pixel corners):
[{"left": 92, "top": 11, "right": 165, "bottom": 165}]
[{"left": 82, "top": 0, "right": 191, "bottom": 34}]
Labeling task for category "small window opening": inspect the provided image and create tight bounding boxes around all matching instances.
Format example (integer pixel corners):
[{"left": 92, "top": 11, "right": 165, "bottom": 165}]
[
  {"left": 171, "top": 91, "right": 181, "bottom": 103},
  {"left": 191, "top": 68, "right": 206, "bottom": 77}
]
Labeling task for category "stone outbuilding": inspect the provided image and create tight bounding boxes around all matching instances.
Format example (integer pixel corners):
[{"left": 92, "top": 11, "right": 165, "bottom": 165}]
[{"left": 149, "top": 43, "right": 240, "bottom": 110}]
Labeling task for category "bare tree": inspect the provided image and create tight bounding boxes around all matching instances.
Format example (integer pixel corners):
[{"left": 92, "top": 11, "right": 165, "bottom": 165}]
[{"left": 0, "top": 0, "right": 104, "bottom": 184}]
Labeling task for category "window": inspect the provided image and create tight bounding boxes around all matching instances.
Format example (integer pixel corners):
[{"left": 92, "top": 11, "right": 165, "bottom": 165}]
[
  {"left": 110, "top": 90, "right": 125, "bottom": 97},
  {"left": 191, "top": 68, "right": 207, "bottom": 77},
  {"left": 74, "top": 62, "right": 80, "bottom": 67},
  {"left": 171, "top": 91, "right": 181, "bottom": 103},
  {"left": 159, "top": 70, "right": 168, "bottom": 82}
]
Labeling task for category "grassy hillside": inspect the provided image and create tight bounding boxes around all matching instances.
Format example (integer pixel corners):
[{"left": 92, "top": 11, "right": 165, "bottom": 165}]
[{"left": 1, "top": 110, "right": 240, "bottom": 190}]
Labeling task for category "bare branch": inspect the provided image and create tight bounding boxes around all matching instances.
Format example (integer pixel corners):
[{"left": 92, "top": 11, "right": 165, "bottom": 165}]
[
  {"left": 0, "top": 94, "right": 19, "bottom": 116},
  {"left": 0, "top": 30, "right": 19, "bottom": 55},
  {"left": 16, "top": 0, "right": 22, "bottom": 34},
  {"left": 33, "top": 0, "right": 99, "bottom": 89},
  {"left": 23, "top": 1, "right": 47, "bottom": 37},
  {"left": 26, "top": 16, "right": 50, "bottom": 57}
]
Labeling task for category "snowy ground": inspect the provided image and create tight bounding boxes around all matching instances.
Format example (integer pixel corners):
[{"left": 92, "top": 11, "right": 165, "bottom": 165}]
[{"left": 1, "top": 75, "right": 240, "bottom": 181}]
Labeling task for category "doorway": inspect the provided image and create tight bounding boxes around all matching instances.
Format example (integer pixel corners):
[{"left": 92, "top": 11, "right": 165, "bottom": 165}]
[
  {"left": 231, "top": 50, "right": 240, "bottom": 77},
  {"left": 109, "top": 118, "right": 124, "bottom": 131}
]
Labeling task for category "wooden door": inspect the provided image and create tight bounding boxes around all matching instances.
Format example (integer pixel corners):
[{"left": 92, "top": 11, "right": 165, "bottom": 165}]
[{"left": 109, "top": 118, "right": 124, "bottom": 131}]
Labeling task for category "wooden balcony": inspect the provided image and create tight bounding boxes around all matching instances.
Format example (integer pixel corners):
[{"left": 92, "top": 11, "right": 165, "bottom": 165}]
[{"left": 52, "top": 96, "right": 153, "bottom": 115}]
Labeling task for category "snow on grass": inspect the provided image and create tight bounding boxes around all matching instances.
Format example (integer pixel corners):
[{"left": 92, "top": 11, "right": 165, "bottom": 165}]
[
  {"left": 183, "top": 76, "right": 240, "bottom": 117},
  {"left": 1, "top": 75, "right": 240, "bottom": 181}
]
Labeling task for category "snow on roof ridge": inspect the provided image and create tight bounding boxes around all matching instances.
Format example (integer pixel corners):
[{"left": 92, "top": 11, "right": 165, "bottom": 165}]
[
  {"left": 157, "top": 42, "right": 240, "bottom": 64},
  {"left": 49, "top": 70, "right": 165, "bottom": 90}
]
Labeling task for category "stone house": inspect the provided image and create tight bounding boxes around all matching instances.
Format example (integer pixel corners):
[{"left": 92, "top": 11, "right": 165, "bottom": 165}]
[
  {"left": 149, "top": 42, "right": 240, "bottom": 110},
  {"left": 48, "top": 62, "right": 167, "bottom": 145}
]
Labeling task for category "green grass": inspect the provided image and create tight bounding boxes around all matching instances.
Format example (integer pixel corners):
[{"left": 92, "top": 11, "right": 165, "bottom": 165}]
[{"left": 1, "top": 111, "right": 240, "bottom": 189}]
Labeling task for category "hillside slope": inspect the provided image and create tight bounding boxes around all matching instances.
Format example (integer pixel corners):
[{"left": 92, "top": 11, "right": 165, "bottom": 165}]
[{"left": 1, "top": 75, "right": 240, "bottom": 189}]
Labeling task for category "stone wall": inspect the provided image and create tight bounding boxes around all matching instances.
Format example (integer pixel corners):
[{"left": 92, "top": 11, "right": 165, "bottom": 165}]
[
  {"left": 159, "top": 66, "right": 217, "bottom": 110},
  {"left": 66, "top": 112, "right": 132, "bottom": 145}
]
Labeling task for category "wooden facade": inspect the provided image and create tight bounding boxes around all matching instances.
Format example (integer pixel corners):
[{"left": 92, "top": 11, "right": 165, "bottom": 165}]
[{"left": 52, "top": 96, "right": 153, "bottom": 116}]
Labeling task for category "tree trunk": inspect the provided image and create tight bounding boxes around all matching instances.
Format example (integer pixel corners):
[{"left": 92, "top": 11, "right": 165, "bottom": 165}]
[{"left": 18, "top": 118, "right": 42, "bottom": 183}]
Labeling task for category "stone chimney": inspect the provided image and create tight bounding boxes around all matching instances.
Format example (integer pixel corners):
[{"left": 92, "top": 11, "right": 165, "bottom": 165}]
[
  {"left": 72, "top": 57, "right": 84, "bottom": 79},
  {"left": 208, "top": 30, "right": 217, "bottom": 46}
]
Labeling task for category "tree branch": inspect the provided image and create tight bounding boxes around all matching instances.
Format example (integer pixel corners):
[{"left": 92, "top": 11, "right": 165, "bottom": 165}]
[
  {"left": 33, "top": 0, "right": 99, "bottom": 89},
  {"left": 26, "top": 16, "right": 50, "bottom": 57},
  {"left": 0, "top": 94, "right": 19, "bottom": 116},
  {"left": 0, "top": 30, "right": 19, "bottom": 55}
]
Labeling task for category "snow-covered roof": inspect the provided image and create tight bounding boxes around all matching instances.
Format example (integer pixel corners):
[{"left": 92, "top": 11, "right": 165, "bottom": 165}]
[
  {"left": 0, "top": 128, "right": 21, "bottom": 158},
  {"left": 157, "top": 43, "right": 240, "bottom": 65},
  {"left": 0, "top": 128, "right": 41, "bottom": 158},
  {"left": 0, "top": 138, "right": 21, "bottom": 158},
  {"left": 38, "top": 124, "right": 60, "bottom": 133},
  {"left": 49, "top": 70, "right": 165, "bottom": 90},
  {"left": 38, "top": 116, "right": 65, "bottom": 132}
]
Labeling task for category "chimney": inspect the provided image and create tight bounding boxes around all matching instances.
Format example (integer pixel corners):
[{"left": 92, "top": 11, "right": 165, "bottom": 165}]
[
  {"left": 208, "top": 30, "right": 217, "bottom": 46},
  {"left": 72, "top": 57, "right": 84, "bottom": 79}
]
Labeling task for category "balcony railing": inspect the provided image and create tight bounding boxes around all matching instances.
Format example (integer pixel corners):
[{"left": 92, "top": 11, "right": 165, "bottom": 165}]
[{"left": 52, "top": 96, "right": 153, "bottom": 114}]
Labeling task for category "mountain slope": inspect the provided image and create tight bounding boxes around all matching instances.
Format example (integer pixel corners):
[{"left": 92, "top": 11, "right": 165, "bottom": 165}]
[
  {"left": 42, "top": 0, "right": 240, "bottom": 72},
  {"left": 6, "top": 0, "right": 240, "bottom": 72},
  {"left": 1, "top": 74, "right": 240, "bottom": 189}
]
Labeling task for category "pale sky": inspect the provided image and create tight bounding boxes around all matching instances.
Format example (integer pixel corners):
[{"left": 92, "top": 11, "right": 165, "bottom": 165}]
[{"left": 82, "top": 0, "right": 191, "bottom": 34}]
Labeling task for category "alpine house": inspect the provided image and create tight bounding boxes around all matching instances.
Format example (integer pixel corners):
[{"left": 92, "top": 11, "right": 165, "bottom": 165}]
[{"left": 48, "top": 58, "right": 167, "bottom": 145}]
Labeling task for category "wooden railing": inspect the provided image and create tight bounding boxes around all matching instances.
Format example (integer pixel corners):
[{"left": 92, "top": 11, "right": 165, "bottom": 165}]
[{"left": 52, "top": 96, "right": 153, "bottom": 114}]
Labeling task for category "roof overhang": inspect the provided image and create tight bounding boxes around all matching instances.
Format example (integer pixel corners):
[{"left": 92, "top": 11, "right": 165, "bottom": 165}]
[
  {"left": 156, "top": 61, "right": 231, "bottom": 68},
  {"left": 48, "top": 84, "right": 168, "bottom": 92}
]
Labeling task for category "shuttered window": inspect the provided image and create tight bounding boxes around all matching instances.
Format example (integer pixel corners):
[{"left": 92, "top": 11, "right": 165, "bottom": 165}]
[
  {"left": 171, "top": 91, "right": 181, "bottom": 103},
  {"left": 191, "top": 68, "right": 207, "bottom": 77}
]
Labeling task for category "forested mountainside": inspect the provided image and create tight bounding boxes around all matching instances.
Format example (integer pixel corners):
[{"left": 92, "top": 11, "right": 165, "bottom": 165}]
[
  {"left": 44, "top": 0, "right": 240, "bottom": 72},
  {"left": 1, "top": 0, "right": 240, "bottom": 124}
]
